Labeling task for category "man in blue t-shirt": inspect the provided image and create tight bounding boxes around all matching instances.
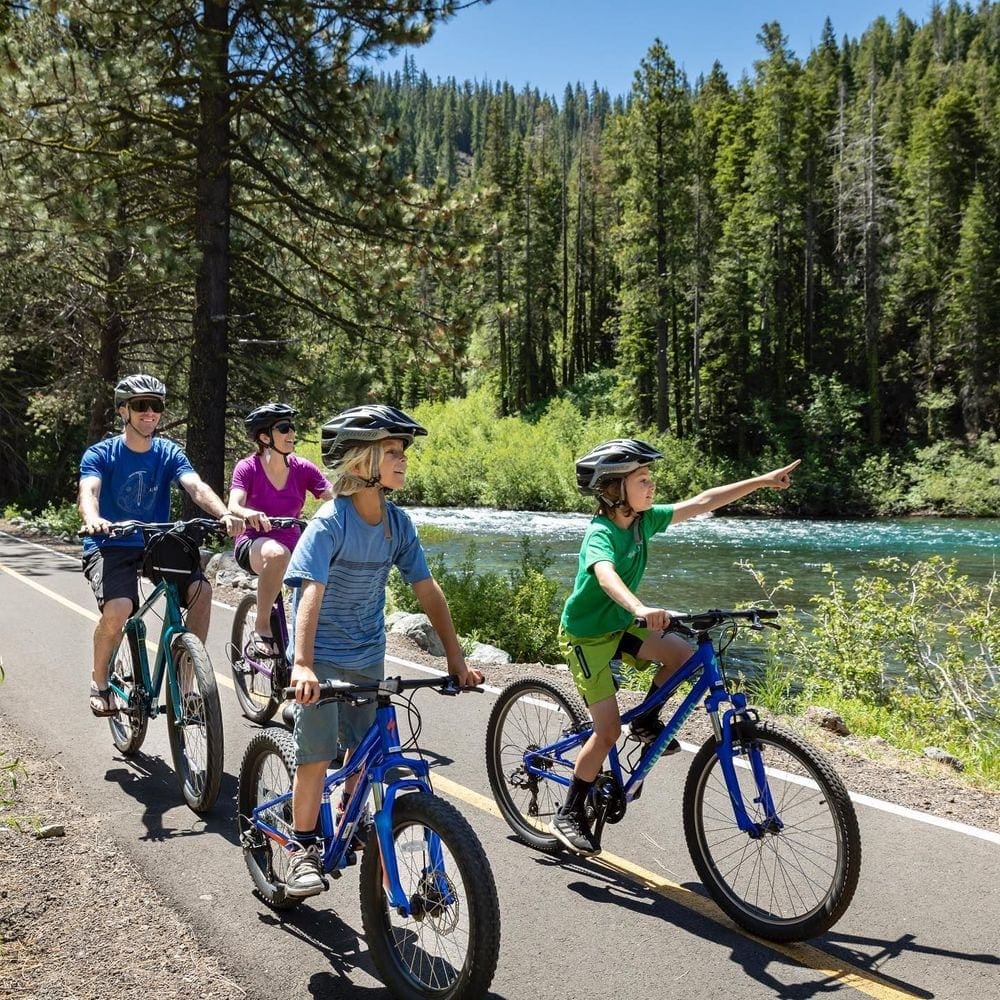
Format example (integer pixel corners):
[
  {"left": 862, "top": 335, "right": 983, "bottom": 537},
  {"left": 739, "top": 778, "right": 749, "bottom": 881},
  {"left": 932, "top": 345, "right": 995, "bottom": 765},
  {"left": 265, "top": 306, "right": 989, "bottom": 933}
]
[{"left": 78, "top": 374, "right": 241, "bottom": 717}]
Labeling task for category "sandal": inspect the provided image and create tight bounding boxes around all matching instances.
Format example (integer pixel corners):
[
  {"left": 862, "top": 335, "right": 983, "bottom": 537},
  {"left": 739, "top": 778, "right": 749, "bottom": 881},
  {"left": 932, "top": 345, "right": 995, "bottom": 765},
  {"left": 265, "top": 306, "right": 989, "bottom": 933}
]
[
  {"left": 89, "top": 681, "right": 116, "bottom": 718},
  {"left": 248, "top": 632, "right": 281, "bottom": 659}
]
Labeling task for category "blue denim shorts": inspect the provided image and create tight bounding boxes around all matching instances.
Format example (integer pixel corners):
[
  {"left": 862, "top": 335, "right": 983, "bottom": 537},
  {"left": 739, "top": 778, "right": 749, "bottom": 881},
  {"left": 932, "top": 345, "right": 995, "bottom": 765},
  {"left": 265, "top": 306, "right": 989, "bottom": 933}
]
[{"left": 290, "top": 661, "right": 382, "bottom": 765}]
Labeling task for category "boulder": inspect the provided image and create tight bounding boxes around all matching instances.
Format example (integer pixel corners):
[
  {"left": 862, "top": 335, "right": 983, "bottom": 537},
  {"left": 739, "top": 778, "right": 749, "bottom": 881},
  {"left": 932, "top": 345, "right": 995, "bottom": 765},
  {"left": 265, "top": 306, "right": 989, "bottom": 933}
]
[
  {"left": 388, "top": 613, "right": 445, "bottom": 657},
  {"left": 804, "top": 705, "right": 850, "bottom": 736},
  {"left": 206, "top": 550, "right": 254, "bottom": 590},
  {"left": 466, "top": 641, "right": 512, "bottom": 665},
  {"left": 923, "top": 746, "right": 964, "bottom": 771}
]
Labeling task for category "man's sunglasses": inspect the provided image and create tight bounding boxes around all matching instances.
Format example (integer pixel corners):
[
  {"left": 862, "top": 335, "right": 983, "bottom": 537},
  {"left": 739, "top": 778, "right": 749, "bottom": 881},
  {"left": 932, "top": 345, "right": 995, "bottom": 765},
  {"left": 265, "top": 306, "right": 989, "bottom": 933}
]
[
  {"left": 271, "top": 421, "right": 294, "bottom": 434},
  {"left": 129, "top": 399, "right": 164, "bottom": 413}
]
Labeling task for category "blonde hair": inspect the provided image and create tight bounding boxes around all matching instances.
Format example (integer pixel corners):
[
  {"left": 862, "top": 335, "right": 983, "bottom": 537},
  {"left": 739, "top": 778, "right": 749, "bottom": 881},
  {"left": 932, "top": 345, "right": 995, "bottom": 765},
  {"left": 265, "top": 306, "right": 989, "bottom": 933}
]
[{"left": 329, "top": 441, "right": 383, "bottom": 496}]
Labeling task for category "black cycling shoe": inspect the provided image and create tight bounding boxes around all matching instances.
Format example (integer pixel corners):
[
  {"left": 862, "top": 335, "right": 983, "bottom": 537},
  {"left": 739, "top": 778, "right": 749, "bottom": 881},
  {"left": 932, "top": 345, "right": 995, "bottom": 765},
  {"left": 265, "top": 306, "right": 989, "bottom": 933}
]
[
  {"left": 629, "top": 715, "right": 680, "bottom": 753},
  {"left": 549, "top": 809, "right": 600, "bottom": 855}
]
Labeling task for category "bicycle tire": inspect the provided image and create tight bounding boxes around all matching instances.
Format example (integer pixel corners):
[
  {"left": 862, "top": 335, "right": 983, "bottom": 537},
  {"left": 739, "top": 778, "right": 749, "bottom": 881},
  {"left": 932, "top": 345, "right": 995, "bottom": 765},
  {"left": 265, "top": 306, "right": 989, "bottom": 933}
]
[
  {"left": 108, "top": 629, "right": 148, "bottom": 755},
  {"left": 166, "top": 632, "right": 224, "bottom": 814},
  {"left": 237, "top": 729, "right": 303, "bottom": 912},
  {"left": 359, "top": 793, "right": 501, "bottom": 1000},
  {"left": 229, "top": 594, "right": 281, "bottom": 724},
  {"left": 485, "top": 675, "right": 590, "bottom": 852},
  {"left": 682, "top": 720, "right": 862, "bottom": 941}
]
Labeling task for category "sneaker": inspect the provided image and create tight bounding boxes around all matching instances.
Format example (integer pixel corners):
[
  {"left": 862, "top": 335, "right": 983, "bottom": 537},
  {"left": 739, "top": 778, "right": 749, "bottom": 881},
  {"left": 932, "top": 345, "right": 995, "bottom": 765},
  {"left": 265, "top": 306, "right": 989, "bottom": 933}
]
[
  {"left": 284, "top": 842, "right": 325, "bottom": 898},
  {"left": 629, "top": 714, "right": 679, "bottom": 753},
  {"left": 549, "top": 809, "right": 600, "bottom": 856}
]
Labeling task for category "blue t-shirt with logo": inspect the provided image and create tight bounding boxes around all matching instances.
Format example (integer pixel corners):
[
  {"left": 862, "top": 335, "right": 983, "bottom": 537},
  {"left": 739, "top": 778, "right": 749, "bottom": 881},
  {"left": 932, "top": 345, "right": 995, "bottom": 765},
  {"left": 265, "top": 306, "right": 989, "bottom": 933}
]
[
  {"left": 79, "top": 436, "right": 195, "bottom": 552},
  {"left": 284, "top": 495, "right": 431, "bottom": 670}
]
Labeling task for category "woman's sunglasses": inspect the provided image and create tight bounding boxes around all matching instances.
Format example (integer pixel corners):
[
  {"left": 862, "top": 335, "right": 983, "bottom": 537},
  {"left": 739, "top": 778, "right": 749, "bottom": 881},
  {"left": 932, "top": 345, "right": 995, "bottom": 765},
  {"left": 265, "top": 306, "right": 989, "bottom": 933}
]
[
  {"left": 271, "top": 421, "right": 294, "bottom": 434},
  {"left": 129, "top": 399, "right": 164, "bottom": 413}
]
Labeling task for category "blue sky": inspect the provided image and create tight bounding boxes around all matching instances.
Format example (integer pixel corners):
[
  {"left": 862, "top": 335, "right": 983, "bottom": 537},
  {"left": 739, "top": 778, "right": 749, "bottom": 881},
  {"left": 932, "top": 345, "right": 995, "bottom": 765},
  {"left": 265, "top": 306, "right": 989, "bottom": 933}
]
[{"left": 370, "top": 0, "right": 938, "bottom": 97}]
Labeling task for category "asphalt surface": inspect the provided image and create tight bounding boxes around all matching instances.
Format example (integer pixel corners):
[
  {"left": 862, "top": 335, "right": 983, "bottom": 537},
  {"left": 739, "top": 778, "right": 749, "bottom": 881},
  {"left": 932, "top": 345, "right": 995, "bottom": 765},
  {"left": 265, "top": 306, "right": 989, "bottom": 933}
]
[{"left": 2, "top": 530, "right": 999, "bottom": 1000}]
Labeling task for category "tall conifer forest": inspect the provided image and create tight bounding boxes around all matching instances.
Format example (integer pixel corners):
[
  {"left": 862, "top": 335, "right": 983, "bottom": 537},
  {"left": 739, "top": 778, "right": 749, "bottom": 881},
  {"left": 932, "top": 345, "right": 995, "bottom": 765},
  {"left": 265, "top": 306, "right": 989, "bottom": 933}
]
[{"left": 2, "top": 2, "right": 999, "bottom": 513}]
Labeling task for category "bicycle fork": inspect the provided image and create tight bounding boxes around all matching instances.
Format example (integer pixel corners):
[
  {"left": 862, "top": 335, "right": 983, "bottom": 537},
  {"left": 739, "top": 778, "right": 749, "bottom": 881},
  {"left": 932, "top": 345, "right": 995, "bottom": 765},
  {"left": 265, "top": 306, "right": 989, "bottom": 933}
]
[{"left": 709, "top": 695, "right": 782, "bottom": 838}]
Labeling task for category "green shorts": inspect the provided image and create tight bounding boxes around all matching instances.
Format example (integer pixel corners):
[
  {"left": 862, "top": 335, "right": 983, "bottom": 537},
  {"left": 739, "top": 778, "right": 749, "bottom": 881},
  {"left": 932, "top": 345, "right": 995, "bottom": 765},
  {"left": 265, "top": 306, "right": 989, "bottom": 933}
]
[
  {"left": 558, "top": 624, "right": 655, "bottom": 706},
  {"left": 290, "top": 661, "right": 382, "bottom": 766}
]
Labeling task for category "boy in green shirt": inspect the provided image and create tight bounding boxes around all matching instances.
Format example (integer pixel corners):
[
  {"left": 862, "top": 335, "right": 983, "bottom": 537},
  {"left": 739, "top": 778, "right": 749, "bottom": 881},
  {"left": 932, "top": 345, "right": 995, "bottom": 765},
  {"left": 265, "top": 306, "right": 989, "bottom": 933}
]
[{"left": 552, "top": 439, "right": 799, "bottom": 855}]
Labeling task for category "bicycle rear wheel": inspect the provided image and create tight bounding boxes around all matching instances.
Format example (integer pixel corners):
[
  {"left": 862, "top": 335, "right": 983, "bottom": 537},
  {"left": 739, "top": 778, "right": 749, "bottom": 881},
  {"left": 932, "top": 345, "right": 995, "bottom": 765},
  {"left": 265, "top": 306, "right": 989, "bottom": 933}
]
[
  {"left": 229, "top": 594, "right": 282, "bottom": 724},
  {"left": 166, "top": 632, "right": 224, "bottom": 814},
  {"left": 485, "top": 676, "right": 589, "bottom": 852},
  {"left": 237, "top": 730, "right": 302, "bottom": 911},
  {"left": 683, "top": 720, "right": 862, "bottom": 942},
  {"left": 108, "top": 629, "right": 148, "bottom": 755},
  {"left": 359, "top": 793, "right": 501, "bottom": 1000}
]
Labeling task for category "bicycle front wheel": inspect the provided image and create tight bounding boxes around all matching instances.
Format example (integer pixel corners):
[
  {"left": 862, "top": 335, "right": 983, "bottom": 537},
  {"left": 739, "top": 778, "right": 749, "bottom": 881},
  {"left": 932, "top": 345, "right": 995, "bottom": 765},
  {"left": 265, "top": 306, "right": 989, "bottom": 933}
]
[
  {"left": 237, "top": 729, "right": 302, "bottom": 911},
  {"left": 166, "top": 632, "right": 224, "bottom": 813},
  {"left": 359, "top": 793, "right": 501, "bottom": 1000},
  {"left": 683, "top": 720, "right": 862, "bottom": 942},
  {"left": 485, "top": 676, "right": 589, "bottom": 852},
  {"left": 229, "top": 594, "right": 281, "bottom": 724},
  {"left": 108, "top": 629, "right": 148, "bottom": 755}
]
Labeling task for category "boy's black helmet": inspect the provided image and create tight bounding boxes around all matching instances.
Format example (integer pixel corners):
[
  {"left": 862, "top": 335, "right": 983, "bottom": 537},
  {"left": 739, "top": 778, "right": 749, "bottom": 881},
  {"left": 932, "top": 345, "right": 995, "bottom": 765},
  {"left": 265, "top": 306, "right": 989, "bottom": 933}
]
[
  {"left": 575, "top": 439, "right": 663, "bottom": 495},
  {"left": 244, "top": 402, "right": 297, "bottom": 438},
  {"left": 114, "top": 374, "right": 166, "bottom": 407},
  {"left": 321, "top": 404, "right": 427, "bottom": 468}
]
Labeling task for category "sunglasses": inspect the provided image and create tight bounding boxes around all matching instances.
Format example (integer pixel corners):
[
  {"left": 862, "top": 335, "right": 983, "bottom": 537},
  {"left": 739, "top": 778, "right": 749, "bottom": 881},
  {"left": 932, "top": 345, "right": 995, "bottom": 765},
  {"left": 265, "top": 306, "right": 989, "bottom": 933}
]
[
  {"left": 129, "top": 399, "right": 164, "bottom": 413},
  {"left": 271, "top": 421, "right": 294, "bottom": 434}
]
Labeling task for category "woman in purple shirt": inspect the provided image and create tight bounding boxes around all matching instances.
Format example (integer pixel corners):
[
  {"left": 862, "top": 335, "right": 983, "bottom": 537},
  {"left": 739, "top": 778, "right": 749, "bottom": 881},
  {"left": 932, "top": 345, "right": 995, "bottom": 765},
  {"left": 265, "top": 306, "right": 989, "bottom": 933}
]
[{"left": 228, "top": 403, "right": 333, "bottom": 655}]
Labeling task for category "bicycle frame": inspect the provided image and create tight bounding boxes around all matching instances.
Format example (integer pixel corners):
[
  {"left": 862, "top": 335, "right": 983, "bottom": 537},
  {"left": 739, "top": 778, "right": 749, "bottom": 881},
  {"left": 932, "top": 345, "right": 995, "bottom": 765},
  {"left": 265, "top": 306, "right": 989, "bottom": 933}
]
[
  {"left": 251, "top": 685, "right": 448, "bottom": 916},
  {"left": 525, "top": 631, "right": 777, "bottom": 836},
  {"left": 241, "top": 595, "right": 290, "bottom": 682},
  {"left": 110, "top": 577, "right": 189, "bottom": 718}
]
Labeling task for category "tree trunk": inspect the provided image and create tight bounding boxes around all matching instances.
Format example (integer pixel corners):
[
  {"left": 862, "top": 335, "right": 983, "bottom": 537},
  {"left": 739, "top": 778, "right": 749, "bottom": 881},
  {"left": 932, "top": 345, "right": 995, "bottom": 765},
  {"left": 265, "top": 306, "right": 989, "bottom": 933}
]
[{"left": 186, "top": 0, "right": 232, "bottom": 495}]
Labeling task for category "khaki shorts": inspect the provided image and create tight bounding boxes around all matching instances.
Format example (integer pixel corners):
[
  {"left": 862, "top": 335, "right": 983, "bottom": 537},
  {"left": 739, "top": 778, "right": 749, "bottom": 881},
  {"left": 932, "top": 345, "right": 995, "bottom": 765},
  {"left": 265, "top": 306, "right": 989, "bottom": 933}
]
[
  {"left": 559, "top": 624, "right": 655, "bottom": 706},
  {"left": 290, "top": 661, "right": 382, "bottom": 766}
]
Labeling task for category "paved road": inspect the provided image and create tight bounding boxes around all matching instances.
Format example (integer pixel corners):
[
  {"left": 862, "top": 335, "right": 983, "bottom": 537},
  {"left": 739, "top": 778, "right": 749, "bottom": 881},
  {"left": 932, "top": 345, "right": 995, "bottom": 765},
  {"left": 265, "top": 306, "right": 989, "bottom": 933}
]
[{"left": 2, "top": 531, "right": 999, "bottom": 1000}]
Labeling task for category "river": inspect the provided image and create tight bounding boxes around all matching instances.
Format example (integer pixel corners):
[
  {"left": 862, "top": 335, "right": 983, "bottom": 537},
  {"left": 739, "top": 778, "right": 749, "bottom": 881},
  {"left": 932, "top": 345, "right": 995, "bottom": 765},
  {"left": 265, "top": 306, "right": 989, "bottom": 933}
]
[{"left": 406, "top": 508, "right": 1000, "bottom": 614}]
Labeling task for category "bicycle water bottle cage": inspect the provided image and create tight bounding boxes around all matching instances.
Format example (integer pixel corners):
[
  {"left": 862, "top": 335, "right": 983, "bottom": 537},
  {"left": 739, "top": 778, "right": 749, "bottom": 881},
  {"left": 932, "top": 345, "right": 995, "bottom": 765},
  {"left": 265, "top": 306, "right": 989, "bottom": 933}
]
[{"left": 142, "top": 529, "right": 201, "bottom": 585}]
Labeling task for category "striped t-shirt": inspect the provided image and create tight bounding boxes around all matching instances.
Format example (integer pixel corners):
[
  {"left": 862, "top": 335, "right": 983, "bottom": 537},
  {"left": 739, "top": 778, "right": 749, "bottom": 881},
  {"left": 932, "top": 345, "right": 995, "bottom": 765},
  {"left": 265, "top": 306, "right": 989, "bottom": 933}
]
[{"left": 284, "top": 495, "right": 430, "bottom": 670}]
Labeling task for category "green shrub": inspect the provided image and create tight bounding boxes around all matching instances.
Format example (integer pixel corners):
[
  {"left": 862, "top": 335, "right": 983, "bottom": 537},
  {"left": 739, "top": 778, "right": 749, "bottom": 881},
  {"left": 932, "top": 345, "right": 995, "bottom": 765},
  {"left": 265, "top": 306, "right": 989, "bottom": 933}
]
[
  {"left": 388, "top": 537, "right": 564, "bottom": 662},
  {"left": 902, "top": 439, "right": 1000, "bottom": 516},
  {"left": 748, "top": 558, "right": 1000, "bottom": 784}
]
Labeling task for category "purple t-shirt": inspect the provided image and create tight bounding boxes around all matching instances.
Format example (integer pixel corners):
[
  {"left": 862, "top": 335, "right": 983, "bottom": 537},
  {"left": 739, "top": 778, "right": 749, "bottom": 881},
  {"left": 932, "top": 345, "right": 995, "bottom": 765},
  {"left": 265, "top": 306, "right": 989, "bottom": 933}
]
[{"left": 230, "top": 453, "right": 331, "bottom": 551}]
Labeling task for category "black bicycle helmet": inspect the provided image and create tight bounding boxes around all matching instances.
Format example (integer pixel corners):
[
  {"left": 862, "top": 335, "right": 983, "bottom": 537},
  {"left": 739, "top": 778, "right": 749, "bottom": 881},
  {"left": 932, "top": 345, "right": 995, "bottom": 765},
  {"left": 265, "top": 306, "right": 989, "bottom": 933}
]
[
  {"left": 114, "top": 374, "right": 166, "bottom": 407},
  {"left": 575, "top": 439, "right": 663, "bottom": 495},
  {"left": 321, "top": 404, "right": 427, "bottom": 468},
  {"left": 244, "top": 402, "right": 297, "bottom": 439}
]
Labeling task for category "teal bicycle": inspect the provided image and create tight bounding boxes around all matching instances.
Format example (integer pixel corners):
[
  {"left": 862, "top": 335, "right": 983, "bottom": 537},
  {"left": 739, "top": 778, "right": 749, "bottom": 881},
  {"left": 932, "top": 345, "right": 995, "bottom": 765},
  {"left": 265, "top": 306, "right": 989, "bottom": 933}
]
[{"left": 93, "top": 518, "right": 227, "bottom": 813}]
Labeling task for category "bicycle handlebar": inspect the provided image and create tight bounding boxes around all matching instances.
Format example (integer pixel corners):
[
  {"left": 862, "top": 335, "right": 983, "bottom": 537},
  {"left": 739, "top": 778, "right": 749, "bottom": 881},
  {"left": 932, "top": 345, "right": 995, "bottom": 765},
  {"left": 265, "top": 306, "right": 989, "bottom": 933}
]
[
  {"left": 261, "top": 517, "right": 308, "bottom": 529},
  {"left": 78, "top": 517, "right": 231, "bottom": 539},
  {"left": 281, "top": 674, "right": 483, "bottom": 703},
  {"left": 635, "top": 607, "right": 780, "bottom": 635}
]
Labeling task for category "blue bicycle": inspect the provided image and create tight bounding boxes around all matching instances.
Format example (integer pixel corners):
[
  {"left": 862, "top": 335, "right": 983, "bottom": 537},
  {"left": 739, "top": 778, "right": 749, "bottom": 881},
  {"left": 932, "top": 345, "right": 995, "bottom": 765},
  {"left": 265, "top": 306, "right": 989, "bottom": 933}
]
[
  {"left": 237, "top": 675, "right": 501, "bottom": 1000},
  {"left": 486, "top": 608, "right": 862, "bottom": 942}
]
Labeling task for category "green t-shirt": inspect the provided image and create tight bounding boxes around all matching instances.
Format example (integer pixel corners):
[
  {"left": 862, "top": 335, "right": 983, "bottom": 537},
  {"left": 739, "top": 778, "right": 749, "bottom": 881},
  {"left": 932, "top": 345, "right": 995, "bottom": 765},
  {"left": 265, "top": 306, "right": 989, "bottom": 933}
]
[{"left": 560, "top": 504, "right": 674, "bottom": 637}]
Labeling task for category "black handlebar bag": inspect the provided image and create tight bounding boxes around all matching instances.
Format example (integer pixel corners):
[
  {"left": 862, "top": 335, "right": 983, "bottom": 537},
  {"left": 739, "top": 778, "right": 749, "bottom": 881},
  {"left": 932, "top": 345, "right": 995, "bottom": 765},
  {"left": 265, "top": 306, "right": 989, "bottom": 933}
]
[{"left": 141, "top": 529, "right": 202, "bottom": 586}]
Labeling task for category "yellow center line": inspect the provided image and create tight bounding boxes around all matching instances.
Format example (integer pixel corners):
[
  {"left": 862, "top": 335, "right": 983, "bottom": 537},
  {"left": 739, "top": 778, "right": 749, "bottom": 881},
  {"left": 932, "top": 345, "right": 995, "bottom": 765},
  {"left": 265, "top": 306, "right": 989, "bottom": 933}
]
[
  {"left": 2, "top": 555, "right": 916, "bottom": 999},
  {"left": 434, "top": 775, "right": 915, "bottom": 1000}
]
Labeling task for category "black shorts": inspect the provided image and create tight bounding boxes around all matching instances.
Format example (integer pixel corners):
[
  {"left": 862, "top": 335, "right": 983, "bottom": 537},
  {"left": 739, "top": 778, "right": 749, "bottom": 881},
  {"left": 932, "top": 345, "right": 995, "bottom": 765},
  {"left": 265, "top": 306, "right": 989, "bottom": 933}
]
[
  {"left": 234, "top": 536, "right": 256, "bottom": 575},
  {"left": 82, "top": 545, "right": 207, "bottom": 611}
]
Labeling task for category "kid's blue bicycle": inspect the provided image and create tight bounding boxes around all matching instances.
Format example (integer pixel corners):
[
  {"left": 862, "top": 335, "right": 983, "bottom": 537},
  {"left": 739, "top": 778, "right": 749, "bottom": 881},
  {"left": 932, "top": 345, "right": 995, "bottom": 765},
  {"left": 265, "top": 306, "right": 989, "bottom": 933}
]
[
  {"left": 227, "top": 517, "right": 305, "bottom": 724},
  {"left": 237, "top": 674, "right": 501, "bottom": 1000},
  {"left": 486, "top": 608, "right": 862, "bottom": 942},
  {"left": 91, "top": 518, "right": 227, "bottom": 813}
]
